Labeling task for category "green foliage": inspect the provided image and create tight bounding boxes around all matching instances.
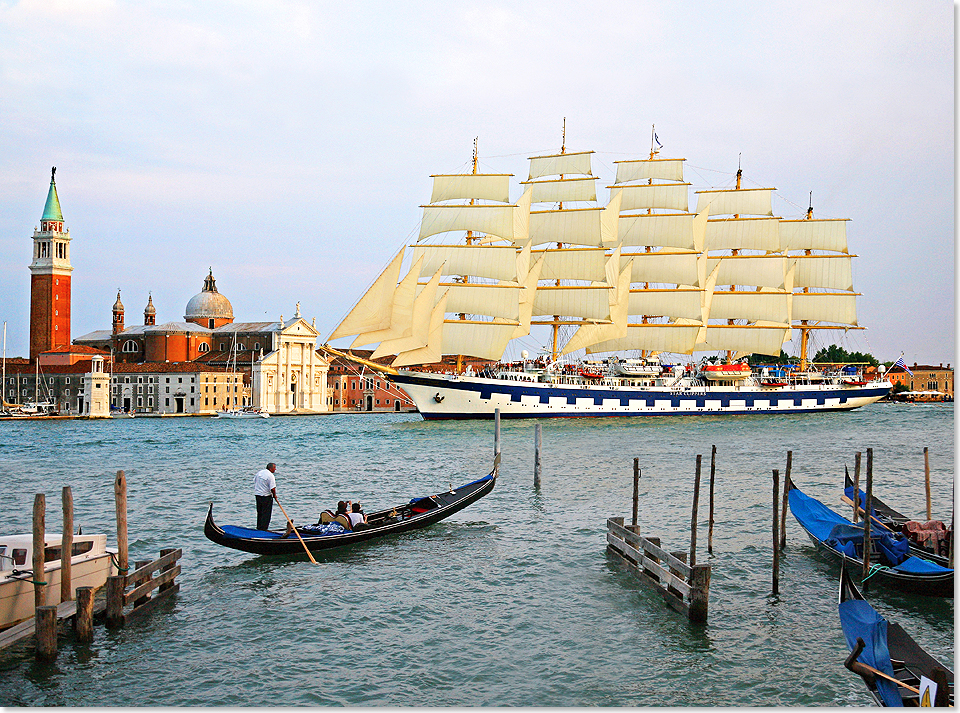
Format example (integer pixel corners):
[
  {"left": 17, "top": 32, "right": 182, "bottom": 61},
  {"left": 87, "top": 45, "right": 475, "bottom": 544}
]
[
  {"left": 812, "top": 345, "right": 879, "bottom": 367},
  {"left": 746, "top": 350, "right": 796, "bottom": 365},
  {"left": 891, "top": 382, "right": 909, "bottom": 394}
]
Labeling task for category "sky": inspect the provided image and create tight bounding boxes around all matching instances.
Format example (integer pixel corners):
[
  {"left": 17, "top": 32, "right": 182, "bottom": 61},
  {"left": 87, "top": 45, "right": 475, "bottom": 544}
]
[{"left": 0, "top": 0, "right": 954, "bottom": 366}]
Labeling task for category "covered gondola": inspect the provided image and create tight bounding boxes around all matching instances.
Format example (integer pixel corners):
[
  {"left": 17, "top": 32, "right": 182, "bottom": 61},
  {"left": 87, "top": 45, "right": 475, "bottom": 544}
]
[
  {"left": 205, "top": 459, "right": 498, "bottom": 556},
  {"left": 786, "top": 476, "right": 953, "bottom": 597},
  {"left": 842, "top": 467, "right": 952, "bottom": 567},
  {"left": 839, "top": 564, "right": 953, "bottom": 706}
]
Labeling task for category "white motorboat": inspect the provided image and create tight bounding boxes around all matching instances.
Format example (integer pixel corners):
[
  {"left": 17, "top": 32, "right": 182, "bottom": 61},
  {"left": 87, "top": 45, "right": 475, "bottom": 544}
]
[
  {"left": 0, "top": 532, "right": 118, "bottom": 630},
  {"left": 215, "top": 407, "right": 270, "bottom": 419}
]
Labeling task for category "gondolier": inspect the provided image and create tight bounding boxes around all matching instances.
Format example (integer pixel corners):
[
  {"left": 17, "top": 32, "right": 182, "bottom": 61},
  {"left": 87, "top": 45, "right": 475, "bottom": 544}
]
[{"left": 253, "top": 463, "right": 278, "bottom": 531}]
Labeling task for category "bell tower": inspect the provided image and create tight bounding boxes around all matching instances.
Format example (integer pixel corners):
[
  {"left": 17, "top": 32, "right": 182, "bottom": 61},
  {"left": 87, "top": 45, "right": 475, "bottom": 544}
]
[{"left": 29, "top": 167, "right": 72, "bottom": 361}]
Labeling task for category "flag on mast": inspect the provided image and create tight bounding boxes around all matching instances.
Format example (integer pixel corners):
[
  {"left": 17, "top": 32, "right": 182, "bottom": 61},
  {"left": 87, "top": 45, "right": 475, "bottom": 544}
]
[{"left": 894, "top": 354, "right": 913, "bottom": 376}]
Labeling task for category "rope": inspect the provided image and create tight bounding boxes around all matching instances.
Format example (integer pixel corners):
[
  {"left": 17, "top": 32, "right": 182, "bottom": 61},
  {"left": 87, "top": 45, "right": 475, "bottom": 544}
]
[
  {"left": 109, "top": 551, "right": 129, "bottom": 573},
  {"left": 860, "top": 563, "right": 889, "bottom": 584}
]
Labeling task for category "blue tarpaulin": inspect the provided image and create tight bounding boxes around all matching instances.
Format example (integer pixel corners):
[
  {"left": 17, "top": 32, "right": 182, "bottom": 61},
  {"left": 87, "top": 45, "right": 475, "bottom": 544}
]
[{"left": 838, "top": 598, "right": 903, "bottom": 706}]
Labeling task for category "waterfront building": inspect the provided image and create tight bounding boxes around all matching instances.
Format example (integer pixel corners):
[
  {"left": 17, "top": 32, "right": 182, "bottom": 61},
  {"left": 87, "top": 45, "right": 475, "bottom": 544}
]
[
  {"left": 327, "top": 351, "right": 416, "bottom": 412},
  {"left": 81, "top": 355, "right": 110, "bottom": 417},
  {"left": 888, "top": 362, "right": 954, "bottom": 401},
  {"left": 29, "top": 168, "right": 72, "bottom": 361}
]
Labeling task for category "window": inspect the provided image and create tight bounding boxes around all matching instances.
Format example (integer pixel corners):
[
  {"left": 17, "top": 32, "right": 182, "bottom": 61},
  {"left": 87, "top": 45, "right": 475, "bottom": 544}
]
[
  {"left": 199, "top": 343, "right": 209, "bottom": 353},
  {"left": 137, "top": 397, "right": 143, "bottom": 406},
  {"left": 148, "top": 397, "right": 153, "bottom": 406},
  {"left": 178, "top": 378, "right": 182, "bottom": 384},
  {"left": 190, "top": 398, "right": 195, "bottom": 406},
  {"left": 122, "top": 341, "right": 139, "bottom": 352},
  {"left": 254, "top": 342, "right": 260, "bottom": 351},
  {"left": 220, "top": 343, "right": 226, "bottom": 350},
  {"left": 165, "top": 398, "right": 169, "bottom": 406},
  {"left": 209, "top": 319, "right": 215, "bottom": 329}
]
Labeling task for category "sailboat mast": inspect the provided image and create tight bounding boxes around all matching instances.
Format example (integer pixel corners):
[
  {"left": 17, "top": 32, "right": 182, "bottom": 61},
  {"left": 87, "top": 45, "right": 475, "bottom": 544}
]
[
  {"left": 551, "top": 119, "right": 567, "bottom": 361},
  {"left": 799, "top": 191, "right": 814, "bottom": 371},
  {"left": 456, "top": 137, "right": 481, "bottom": 374},
  {"left": 2, "top": 322, "right": 5, "bottom": 409}
]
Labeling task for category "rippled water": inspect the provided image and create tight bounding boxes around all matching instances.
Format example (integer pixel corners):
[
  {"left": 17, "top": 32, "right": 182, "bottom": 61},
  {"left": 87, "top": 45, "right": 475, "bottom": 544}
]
[{"left": 0, "top": 403, "right": 954, "bottom": 706}]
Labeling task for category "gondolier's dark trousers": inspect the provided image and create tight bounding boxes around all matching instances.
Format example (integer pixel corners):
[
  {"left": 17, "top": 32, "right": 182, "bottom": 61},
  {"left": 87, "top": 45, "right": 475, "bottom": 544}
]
[{"left": 256, "top": 495, "right": 273, "bottom": 531}]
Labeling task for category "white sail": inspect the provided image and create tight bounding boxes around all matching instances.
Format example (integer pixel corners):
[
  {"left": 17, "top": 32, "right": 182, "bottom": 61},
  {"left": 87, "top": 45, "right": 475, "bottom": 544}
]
[
  {"left": 527, "top": 151, "right": 593, "bottom": 180},
  {"left": 710, "top": 291, "right": 791, "bottom": 324},
  {"left": 696, "top": 188, "right": 774, "bottom": 216},
  {"left": 792, "top": 255, "right": 853, "bottom": 291},
  {"left": 587, "top": 321, "right": 703, "bottom": 355},
  {"left": 433, "top": 283, "right": 523, "bottom": 321},
  {"left": 614, "top": 158, "right": 684, "bottom": 184},
  {"left": 533, "top": 285, "right": 614, "bottom": 320},
  {"left": 512, "top": 255, "right": 545, "bottom": 338},
  {"left": 560, "top": 262, "right": 633, "bottom": 356},
  {"left": 430, "top": 174, "right": 512, "bottom": 204},
  {"left": 529, "top": 191, "right": 621, "bottom": 247},
  {"left": 706, "top": 255, "right": 788, "bottom": 289},
  {"left": 524, "top": 176, "right": 598, "bottom": 204},
  {"left": 622, "top": 251, "right": 700, "bottom": 287},
  {"left": 704, "top": 217, "right": 780, "bottom": 252},
  {"left": 780, "top": 219, "right": 849, "bottom": 253},
  {"left": 350, "top": 256, "right": 423, "bottom": 347},
  {"left": 536, "top": 247, "right": 610, "bottom": 283},
  {"left": 411, "top": 244, "right": 523, "bottom": 282},
  {"left": 696, "top": 322, "right": 791, "bottom": 356},
  {"left": 419, "top": 204, "right": 517, "bottom": 242},
  {"left": 511, "top": 187, "right": 533, "bottom": 246},
  {"left": 614, "top": 183, "right": 691, "bottom": 213},
  {"left": 791, "top": 292, "right": 858, "bottom": 326},
  {"left": 628, "top": 289, "right": 704, "bottom": 321},
  {"left": 371, "top": 268, "right": 444, "bottom": 357},
  {"left": 440, "top": 320, "right": 518, "bottom": 361},
  {"left": 619, "top": 206, "right": 708, "bottom": 251},
  {"left": 328, "top": 248, "right": 404, "bottom": 340},
  {"left": 391, "top": 292, "right": 448, "bottom": 367}
]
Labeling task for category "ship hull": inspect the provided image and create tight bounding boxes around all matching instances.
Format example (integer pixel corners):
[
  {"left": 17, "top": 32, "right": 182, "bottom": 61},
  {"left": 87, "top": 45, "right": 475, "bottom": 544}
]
[{"left": 392, "top": 371, "right": 892, "bottom": 420}]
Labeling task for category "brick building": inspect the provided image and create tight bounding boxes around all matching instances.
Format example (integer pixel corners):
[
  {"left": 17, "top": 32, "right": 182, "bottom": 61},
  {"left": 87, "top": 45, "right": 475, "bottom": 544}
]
[
  {"left": 887, "top": 363, "right": 954, "bottom": 401},
  {"left": 327, "top": 351, "right": 416, "bottom": 412}
]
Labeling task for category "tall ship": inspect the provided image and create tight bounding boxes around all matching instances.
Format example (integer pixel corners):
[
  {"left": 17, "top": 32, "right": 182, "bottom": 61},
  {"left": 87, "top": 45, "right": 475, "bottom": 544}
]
[{"left": 326, "top": 129, "right": 892, "bottom": 419}]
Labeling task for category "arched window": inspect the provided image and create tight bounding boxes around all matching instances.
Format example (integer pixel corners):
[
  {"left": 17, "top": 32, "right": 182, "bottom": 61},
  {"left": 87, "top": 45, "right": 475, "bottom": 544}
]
[
  {"left": 198, "top": 343, "right": 210, "bottom": 353},
  {"left": 254, "top": 342, "right": 260, "bottom": 351},
  {"left": 122, "top": 340, "right": 140, "bottom": 353}
]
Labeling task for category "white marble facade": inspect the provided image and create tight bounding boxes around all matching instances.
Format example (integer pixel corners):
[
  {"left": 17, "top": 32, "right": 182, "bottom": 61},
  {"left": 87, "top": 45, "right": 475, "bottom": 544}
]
[{"left": 253, "top": 315, "right": 329, "bottom": 414}]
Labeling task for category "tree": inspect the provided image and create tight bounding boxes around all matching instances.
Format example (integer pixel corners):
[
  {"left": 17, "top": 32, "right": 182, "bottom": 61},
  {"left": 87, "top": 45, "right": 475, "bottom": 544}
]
[{"left": 812, "top": 345, "right": 878, "bottom": 367}]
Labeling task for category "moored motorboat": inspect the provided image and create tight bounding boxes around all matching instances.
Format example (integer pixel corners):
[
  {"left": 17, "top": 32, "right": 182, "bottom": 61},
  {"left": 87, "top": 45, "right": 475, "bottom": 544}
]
[
  {"left": 839, "top": 564, "right": 954, "bottom": 706},
  {"left": 0, "top": 532, "right": 118, "bottom": 630},
  {"left": 205, "top": 458, "right": 498, "bottom": 556},
  {"left": 215, "top": 407, "right": 270, "bottom": 419},
  {"left": 786, "top": 476, "right": 953, "bottom": 597}
]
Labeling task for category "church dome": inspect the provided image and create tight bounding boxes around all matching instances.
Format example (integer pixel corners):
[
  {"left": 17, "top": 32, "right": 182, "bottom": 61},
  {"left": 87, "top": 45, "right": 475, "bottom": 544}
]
[{"left": 184, "top": 270, "right": 233, "bottom": 321}]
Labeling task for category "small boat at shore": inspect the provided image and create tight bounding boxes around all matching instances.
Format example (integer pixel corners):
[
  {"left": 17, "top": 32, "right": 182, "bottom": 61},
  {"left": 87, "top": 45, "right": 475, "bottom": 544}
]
[
  {"left": 839, "top": 564, "right": 953, "bottom": 706},
  {"left": 786, "top": 476, "right": 953, "bottom": 597},
  {"left": 841, "top": 468, "right": 952, "bottom": 567},
  {"left": 204, "top": 459, "right": 498, "bottom": 556},
  {"left": 1, "top": 532, "right": 117, "bottom": 630},
  {"left": 215, "top": 407, "right": 270, "bottom": 419}
]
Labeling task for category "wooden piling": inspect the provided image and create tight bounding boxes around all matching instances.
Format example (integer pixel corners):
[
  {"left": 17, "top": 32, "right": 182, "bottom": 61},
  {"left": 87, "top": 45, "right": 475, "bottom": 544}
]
[
  {"left": 688, "top": 565, "right": 711, "bottom": 623},
  {"left": 690, "top": 455, "right": 701, "bottom": 567},
  {"left": 534, "top": 423, "right": 542, "bottom": 489},
  {"left": 35, "top": 605, "right": 57, "bottom": 662},
  {"left": 779, "top": 451, "right": 791, "bottom": 550},
  {"left": 772, "top": 469, "right": 780, "bottom": 595},
  {"left": 105, "top": 576, "right": 125, "bottom": 628},
  {"left": 114, "top": 470, "right": 128, "bottom": 577},
  {"left": 133, "top": 560, "right": 152, "bottom": 607},
  {"left": 61, "top": 486, "right": 73, "bottom": 603},
  {"left": 75, "top": 586, "right": 94, "bottom": 643},
  {"left": 924, "top": 447, "right": 932, "bottom": 521},
  {"left": 862, "top": 449, "right": 873, "bottom": 583},
  {"left": 632, "top": 457, "right": 640, "bottom": 527},
  {"left": 33, "top": 494, "right": 46, "bottom": 612},
  {"left": 852, "top": 451, "right": 862, "bottom": 523},
  {"left": 708, "top": 446, "right": 716, "bottom": 555}
]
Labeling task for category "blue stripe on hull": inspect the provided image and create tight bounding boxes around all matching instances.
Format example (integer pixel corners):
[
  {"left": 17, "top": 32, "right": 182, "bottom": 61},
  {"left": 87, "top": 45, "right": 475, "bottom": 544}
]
[{"left": 420, "top": 406, "right": 869, "bottom": 420}]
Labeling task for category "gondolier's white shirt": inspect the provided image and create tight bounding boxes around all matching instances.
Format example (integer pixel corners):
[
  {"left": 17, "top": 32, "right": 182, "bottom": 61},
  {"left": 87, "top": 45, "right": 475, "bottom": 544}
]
[{"left": 253, "top": 469, "right": 276, "bottom": 496}]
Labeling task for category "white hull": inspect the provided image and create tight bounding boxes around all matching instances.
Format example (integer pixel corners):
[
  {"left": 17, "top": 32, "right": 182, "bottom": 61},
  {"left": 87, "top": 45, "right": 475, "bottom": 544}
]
[
  {"left": 393, "top": 370, "right": 892, "bottom": 420},
  {"left": 0, "top": 534, "right": 117, "bottom": 630},
  {"left": 215, "top": 409, "right": 270, "bottom": 419}
]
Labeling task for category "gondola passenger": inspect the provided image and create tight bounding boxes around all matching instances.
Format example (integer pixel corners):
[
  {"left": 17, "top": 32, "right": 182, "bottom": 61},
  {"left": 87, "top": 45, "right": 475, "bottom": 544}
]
[{"left": 348, "top": 503, "right": 368, "bottom": 531}]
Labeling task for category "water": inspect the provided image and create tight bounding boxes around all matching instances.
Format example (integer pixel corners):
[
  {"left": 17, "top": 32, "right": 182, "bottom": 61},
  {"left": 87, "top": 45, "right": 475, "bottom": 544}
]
[{"left": 0, "top": 403, "right": 954, "bottom": 706}]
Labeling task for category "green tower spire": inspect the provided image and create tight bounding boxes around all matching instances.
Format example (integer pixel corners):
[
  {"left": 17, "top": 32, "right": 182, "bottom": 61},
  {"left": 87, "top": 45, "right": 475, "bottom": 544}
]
[{"left": 41, "top": 166, "right": 63, "bottom": 222}]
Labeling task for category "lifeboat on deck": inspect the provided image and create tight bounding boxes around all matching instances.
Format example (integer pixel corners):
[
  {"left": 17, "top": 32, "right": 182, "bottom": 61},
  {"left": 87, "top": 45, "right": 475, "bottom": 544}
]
[{"left": 701, "top": 364, "right": 752, "bottom": 381}]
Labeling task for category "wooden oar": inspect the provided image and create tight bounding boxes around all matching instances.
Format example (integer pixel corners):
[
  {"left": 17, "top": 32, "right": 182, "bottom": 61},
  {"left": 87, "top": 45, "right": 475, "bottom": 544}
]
[
  {"left": 274, "top": 496, "right": 319, "bottom": 565},
  {"left": 845, "top": 637, "right": 921, "bottom": 695}
]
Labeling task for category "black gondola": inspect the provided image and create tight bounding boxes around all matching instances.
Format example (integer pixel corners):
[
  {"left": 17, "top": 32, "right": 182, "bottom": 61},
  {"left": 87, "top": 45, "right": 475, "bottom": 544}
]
[
  {"left": 205, "top": 459, "right": 498, "bottom": 556},
  {"left": 839, "top": 564, "right": 954, "bottom": 706},
  {"left": 786, "top": 475, "right": 953, "bottom": 597},
  {"left": 842, "top": 467, "right": 952, "bottom": 566}
]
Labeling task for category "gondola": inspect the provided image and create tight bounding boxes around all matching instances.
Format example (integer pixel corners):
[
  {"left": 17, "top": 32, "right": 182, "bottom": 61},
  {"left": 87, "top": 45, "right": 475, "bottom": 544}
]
[
  {"left": 786, "top": 476, "right": 953, "bottom": 597},
  {"left": 204, "top": 458, "right": 498, "bottom": 556},
  {"left": 839, "top": 564, "right": 953, "bottom": 706},
  {"left": 842, "top": 467, "right": 952, "bottom": 567}
]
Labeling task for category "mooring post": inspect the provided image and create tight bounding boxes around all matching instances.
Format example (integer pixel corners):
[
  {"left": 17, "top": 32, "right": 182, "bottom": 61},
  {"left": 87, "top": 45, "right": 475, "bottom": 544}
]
[
  {"left": 114, "top": 470, "right": 128, "bottom": 579},
  {"left": 780, "top": 451, "right": 791, "bottom": 551},
  {"left": 668, "top": 550, "right": 687, "bottom": 599},
  {"left": 35, "top": 605, "right": 58, "bottom": 662},
  {"left": 534, "top": 422, "right": 542, "bottom": 489},
  {"left": 862, "top": 449, "right": 873, "bottom": 584},
  {"left": 688, "top": 565, "right": 710, "bottom": 623},
  {"left": 61, "top": 486, "right": 73, "bottom": 602},
  {"left": 690, "top": 455, "right": 701, "bottom": 567},
  {"left": 924, "top": 447, "right": 932, "bottom": 521},
  {"left": 494, "top": 409, "right": 500, "bottom": 459},
  {"left": 33, "top": 493, "right": 46, "bottom": 612},
  {"left": 772, "top": 469, "right": 780, "bottom": 595},
  {"left": 852, "top": 451, "right": 862, "bottom": 523},
  {"left": 159, "top": 548, "right": 176, "bottom": 593},
  {"left": 707, "top": 445, "right": 716, "bottom": 555},
  {"left": 75, "top": 586, "right": 95, "bottom": 643},
  {"left": 631, "top": 457, "right": 640, "bottom": 527},
  {"left": 105, "top": 576, "right": 125, "bottom": 628},
  {"left": 133, "top": 559, "right": 151, "bottom": 607}
]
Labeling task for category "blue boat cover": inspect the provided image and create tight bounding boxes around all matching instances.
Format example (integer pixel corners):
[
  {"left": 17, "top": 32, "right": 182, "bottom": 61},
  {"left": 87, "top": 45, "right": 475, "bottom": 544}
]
[
  {"left": 221, "top": 525, "right": 283, "bottom": 539},
  {"left": 892, "top": 557, "right": 952, "bottom": 574},
  {"left": 843, "top": 486, "right": 877, "bottom": 518},
  {"left": 838, "top": 598, "right": 903, "bottom": 706}
]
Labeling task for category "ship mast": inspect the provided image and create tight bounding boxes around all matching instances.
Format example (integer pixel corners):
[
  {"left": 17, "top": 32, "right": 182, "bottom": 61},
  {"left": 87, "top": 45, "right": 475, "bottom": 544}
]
[
  {"left": 455, "top": 138, "right": 481, "bottom": 374},
  {"left": 724, "top": 158, "right": 744, "bottom": 365},
  {"left": 798, "top": 191, "right": 813, "bottom": 371},
  {"left": 551, "top": 118, "right": 566, "bottom": 361}
]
